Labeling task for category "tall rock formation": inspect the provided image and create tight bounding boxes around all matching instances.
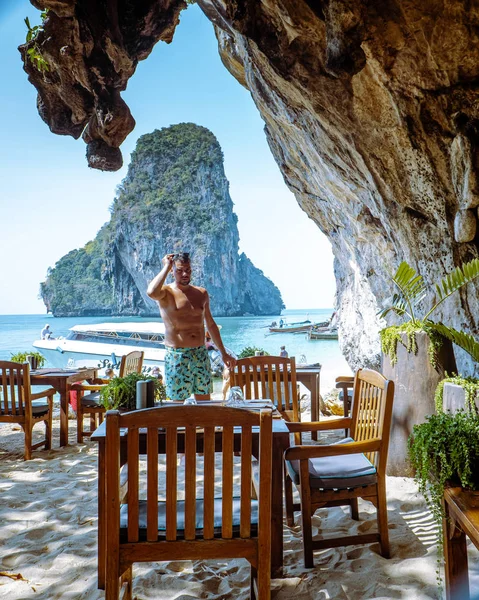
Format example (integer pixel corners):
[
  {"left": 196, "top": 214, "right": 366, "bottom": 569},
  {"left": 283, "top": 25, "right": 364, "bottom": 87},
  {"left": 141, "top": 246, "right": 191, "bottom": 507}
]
[
  {"left": 23, "top": 1, "right": 479, "bottom": 372},
  {"left": 41, "top": 124, "right": 284, "bottom": 317}
]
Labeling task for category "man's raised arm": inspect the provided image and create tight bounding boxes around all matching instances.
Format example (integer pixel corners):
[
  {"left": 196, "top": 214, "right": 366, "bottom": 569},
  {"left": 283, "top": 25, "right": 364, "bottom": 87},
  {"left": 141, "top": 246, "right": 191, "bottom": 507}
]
[{"left": 147, "top": 254, "right": 175, "bottom": 301}]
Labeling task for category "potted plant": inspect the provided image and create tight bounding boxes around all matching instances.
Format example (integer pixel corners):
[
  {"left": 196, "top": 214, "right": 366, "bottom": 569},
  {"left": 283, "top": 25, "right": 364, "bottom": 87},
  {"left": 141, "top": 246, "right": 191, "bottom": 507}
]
[
  {"left": 100, "top": 372, "right": 166, "bottom": 411},
  {"left": 434, "top": 374, "right": 479, "bottom": 413},
  {"left": 408, "top": 404, "right": 479, "bottom": 588},
  {"left": 379, "top": 259, "right": 479, "bottom": 475},
  {"left": 10, "top": 350, "right": 46, "bottom": 370}
]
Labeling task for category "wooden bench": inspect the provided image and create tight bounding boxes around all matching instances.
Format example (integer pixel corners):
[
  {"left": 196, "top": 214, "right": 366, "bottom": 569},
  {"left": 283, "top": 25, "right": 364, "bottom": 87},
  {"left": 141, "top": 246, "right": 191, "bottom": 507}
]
[{"left": 443, "top": 487, "right": 479, "bottom": 599}]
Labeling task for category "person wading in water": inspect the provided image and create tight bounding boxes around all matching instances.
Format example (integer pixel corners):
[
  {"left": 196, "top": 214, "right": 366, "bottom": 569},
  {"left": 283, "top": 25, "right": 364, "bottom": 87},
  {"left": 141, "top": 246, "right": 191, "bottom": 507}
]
[{"left": 147, "top": 252, "right": 236, "bottom": 402}]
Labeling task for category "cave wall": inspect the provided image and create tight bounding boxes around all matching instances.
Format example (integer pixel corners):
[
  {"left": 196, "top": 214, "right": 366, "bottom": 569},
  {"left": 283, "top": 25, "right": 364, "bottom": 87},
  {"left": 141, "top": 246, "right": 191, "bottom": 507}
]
[
  {"left": 22, "top": 0, "right": 479, "bottom": 373},
  {"left": 197, "top": 0, "right": 479, "bottom": 372}
]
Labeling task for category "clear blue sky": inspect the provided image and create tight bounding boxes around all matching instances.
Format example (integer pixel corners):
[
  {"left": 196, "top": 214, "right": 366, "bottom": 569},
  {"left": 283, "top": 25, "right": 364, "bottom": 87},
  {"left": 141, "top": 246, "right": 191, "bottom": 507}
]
[{"left": 0, "top": 1, "right": 336, "bottom": 315}]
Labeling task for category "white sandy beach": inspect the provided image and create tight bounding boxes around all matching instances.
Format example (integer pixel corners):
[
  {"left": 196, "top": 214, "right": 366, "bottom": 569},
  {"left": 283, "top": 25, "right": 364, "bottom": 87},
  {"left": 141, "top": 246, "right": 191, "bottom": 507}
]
[{"left": 0, "top": 403, "right": 478, "bottom": 600}]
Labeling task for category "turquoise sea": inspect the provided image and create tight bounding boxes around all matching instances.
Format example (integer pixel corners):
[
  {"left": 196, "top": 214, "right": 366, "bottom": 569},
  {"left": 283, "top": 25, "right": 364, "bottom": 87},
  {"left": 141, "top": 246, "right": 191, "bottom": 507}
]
[{"left": 0, "top": 309, "right": 350, "bottom": 393}]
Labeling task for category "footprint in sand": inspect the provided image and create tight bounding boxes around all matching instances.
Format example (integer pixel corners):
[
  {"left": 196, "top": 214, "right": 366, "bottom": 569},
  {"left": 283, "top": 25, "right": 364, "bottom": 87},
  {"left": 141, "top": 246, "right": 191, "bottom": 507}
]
[
  {"left": 346, "top": 547, "right": 364, "bottom": 560},
  {"left": 349, "top": 557, "right": 375, "bottom": 572},
  {"left": 23, "top": 527, "right": 52, "bottom": 541}
]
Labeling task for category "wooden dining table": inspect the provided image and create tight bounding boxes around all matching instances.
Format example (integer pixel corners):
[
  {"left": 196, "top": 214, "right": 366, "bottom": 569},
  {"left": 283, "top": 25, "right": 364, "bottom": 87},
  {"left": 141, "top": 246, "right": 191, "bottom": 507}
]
[
  {"left": 91, "top": 406, "right": 290, "bottom": 589},
  {"left": 30, "top": 367, "right": 98, "bottom": 446}
]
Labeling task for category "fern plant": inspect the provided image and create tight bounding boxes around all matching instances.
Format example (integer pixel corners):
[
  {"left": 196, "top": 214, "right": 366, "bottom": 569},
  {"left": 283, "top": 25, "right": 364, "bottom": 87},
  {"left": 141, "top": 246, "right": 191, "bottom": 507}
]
[{"left": 380, "top": 259, "right": 479, "bottom": 366}]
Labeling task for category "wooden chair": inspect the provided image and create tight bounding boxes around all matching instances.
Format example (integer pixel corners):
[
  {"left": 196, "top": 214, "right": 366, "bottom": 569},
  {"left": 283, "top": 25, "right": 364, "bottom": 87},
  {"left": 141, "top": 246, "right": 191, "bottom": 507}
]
[
  {"left": 0, "top": 360, "right": 55, "bottom": 460},
  {"left": 230, "top": 355, "right": 299, "bottom": 422},
  {"left": 103, "top": 405, "right": 273, "bottom": 599},
  {"left": 73, "top": 350, "right": 144, "bottom": 442},
  {"left": 335, "top": 375, "right": 354, "bottom": 435},
  {"left": 283, "top": 368, "right": 395, "bottom": 567}
]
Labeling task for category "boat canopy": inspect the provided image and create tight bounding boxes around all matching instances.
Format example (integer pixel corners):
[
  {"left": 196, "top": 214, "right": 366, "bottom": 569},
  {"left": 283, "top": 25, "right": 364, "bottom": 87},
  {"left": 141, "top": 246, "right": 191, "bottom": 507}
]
[{"left": 71, "top": 322, "right": 166, "bottom": 335}]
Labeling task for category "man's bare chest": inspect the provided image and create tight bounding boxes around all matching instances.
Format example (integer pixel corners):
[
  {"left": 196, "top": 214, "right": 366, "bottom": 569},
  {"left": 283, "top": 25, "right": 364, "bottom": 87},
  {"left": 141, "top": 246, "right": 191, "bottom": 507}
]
[{"left": 164, "top": 287, "right": 205, "bottom": 314}]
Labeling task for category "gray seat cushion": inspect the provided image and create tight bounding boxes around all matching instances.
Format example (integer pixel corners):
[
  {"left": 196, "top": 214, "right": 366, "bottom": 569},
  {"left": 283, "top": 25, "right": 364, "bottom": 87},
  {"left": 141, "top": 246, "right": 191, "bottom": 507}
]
[
  {"left": 81, "top": 392, "right": 102, "bottom": 407},
  {"left": 286, "top": 437, "right": 377, "bottom": 489},
  {"left": 119, "top": 497, "right": 259, "bottom": 541},
  {"left": 1, "top": 399, "right": 50, "bottom": 417}
]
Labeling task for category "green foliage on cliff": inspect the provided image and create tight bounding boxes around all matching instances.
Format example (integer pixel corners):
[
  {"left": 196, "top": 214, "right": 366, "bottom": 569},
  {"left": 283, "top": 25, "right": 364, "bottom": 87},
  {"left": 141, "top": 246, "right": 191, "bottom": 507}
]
[
  {"left": 111, "top": 123, "right": 226, "bottom": 236},
  {"left": 41, "top": 226, "right": 114, "bottom": 315}
]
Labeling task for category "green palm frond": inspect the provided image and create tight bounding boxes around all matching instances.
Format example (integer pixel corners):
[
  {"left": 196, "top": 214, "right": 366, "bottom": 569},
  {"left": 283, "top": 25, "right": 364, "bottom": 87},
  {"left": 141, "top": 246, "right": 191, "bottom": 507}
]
[
  {"left": 426, "top": 258, "right": 479, "bottom": 320},
  {"left": 379, "top": 262, "right": 426, "bottom": 322},
  {"left": 428, "top": 322, "right": 479, "bottom": 363},
  {"left": 379, "top": 293, "right": 407, "bottom": 319},
  {"left": 393, "top": 262, "right": 427, "bottom": 300}
]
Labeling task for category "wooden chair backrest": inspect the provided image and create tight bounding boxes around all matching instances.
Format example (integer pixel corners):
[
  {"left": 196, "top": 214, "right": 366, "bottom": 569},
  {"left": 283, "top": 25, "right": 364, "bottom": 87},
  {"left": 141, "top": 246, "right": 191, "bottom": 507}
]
[
  {"left": 230, "top": 355, "right": 299, "bottom": 420},
  {"left": 105, "top": 405, "right": 272, "bottom": 551},
  {"left": 119, "top": 351, "right": 144, "bottom": 377},
  {"left": 350, "top": 368, "right": 395, "bottom": 471},
  {"left": 0, "top": 360, "right": 31, "bottom": 418}
]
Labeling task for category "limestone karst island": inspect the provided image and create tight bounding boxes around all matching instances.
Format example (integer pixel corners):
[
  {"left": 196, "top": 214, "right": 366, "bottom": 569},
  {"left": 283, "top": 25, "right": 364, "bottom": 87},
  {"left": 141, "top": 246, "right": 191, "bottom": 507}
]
[
  {"left": 2, "top": 2, "right": 479, "bottom": 600},
  {"left": 41, "top": 123, "right": 284, "bottom": 317}
]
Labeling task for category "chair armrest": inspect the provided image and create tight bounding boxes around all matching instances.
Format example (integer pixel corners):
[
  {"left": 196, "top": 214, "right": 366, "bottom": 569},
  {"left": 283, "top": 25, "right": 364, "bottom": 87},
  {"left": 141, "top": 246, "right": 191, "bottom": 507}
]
[
  {"left": 286, "top": 417, "right": 352, "bottom": 433},
  {"left": 31, "top": 387, "right": 56, "bottom": 400},
  {"left": 284, "top": 438, "right": 381, "bottom": 461}
]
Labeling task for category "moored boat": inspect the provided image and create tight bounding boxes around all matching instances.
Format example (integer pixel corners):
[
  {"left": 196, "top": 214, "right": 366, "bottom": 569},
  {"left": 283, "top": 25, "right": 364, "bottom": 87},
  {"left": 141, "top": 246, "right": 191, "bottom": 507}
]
[
  {"left": 308, "top": 326, "right": 338, "bottom": 340},
  {"left": 268, "top": 319, "right": 312, "bottom": 333},
  {"left": 33, "top": 322, "right": 234, "bottom": 376},
  {"left": 33, "top": 322, "right": 167, "bottom": 371}
]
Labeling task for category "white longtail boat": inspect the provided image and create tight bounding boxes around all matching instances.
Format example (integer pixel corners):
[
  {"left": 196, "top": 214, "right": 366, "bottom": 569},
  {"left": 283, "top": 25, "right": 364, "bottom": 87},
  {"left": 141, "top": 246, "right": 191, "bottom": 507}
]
[
  {"left": 33, "top": 322, "right": 167, "bottom": 372},
  {"left": 33, "top": 322, "right": 232, "bottom": 376}
]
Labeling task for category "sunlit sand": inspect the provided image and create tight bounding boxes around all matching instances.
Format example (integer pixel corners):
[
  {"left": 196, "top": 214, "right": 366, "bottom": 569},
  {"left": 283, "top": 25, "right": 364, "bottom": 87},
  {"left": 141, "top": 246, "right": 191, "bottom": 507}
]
[{"left": 0, "top": 398, "right": 476, "bottom": 600}]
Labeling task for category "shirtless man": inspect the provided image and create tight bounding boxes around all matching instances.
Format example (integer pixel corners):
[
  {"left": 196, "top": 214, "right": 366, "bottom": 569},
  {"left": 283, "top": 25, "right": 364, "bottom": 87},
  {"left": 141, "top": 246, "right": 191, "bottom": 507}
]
[{"left": 147, "top": 253, "right": 236, "bottom": 401}]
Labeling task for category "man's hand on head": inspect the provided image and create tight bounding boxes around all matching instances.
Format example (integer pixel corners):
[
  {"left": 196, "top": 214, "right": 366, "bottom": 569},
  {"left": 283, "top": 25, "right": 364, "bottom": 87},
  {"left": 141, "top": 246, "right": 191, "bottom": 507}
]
[
  {"left": 162, "top": 254, "right": 175, "bottom": 270},
  {"left": 222, "top": 353, "right": 237, "bottom": 369}
]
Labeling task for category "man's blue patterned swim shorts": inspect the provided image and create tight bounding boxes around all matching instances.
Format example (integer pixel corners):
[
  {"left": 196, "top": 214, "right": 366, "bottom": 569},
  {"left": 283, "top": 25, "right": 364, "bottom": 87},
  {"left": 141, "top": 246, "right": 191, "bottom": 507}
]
[{"left": 165, "top": 345, "right": 213, "bottom": 401}]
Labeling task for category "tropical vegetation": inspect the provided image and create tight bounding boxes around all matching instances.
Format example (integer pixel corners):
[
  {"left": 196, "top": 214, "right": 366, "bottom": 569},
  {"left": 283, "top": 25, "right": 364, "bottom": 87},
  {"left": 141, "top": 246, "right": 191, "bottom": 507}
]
[
  {"left": 238, "top": 346, "right": 270, "bottom": 359},
  {"left": 100, "top": 372, "right": 166, "bottom": 411},
  {"left": 24, "top": 11, "right": 49, "bottom": 73},
  {"left": 40, "top": 226, "right": 114, "bottom": 316},
  {"left": 408, "top": 403, "right": 479, "bottom": 586},
  {"left": 111, "top": 123, "right": 227, "bottom": 237},
  {"left": 434, "top": 374, "right": 479, "bottom": 413},
  {"left": 379, "top": 259, "right": 479, "bottom": 367},
  {"left": 10, "top": 350, "right": 46, "bottom": 368}
]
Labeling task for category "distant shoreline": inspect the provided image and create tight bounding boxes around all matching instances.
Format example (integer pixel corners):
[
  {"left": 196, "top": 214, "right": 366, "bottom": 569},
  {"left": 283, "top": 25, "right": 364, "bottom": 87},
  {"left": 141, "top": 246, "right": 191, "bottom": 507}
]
[{"left": 0, "top": 308, "right": 335, "bottom": 317}]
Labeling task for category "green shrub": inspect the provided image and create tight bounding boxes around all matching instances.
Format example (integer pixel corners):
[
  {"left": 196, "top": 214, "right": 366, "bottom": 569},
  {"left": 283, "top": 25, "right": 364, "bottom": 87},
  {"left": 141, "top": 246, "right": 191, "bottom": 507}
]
[
  {"left": 408, "top": 407, "right": 479, "bottom": 588},
  {"left": 238, "top": 346, "right": 270, "bottom": 359},
  {"left": 10, "top": 350, "right": 46, "bottom": 368},
  {"left": 100, "top": 373, "right": 166, "bottom": 410}
]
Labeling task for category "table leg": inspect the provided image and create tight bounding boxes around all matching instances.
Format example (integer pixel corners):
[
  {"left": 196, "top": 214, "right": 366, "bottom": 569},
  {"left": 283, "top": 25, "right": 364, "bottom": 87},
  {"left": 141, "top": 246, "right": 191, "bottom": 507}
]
[
  {"left": 271, "top": 432, "right": 288, "bottom": 577},
  {"left": 98, "top": 441, "right": 106, "bottom": 589},
  {"left": 58, "top": 382, "right": 69, "bottom": 447},
  {"left": 443, "top": 498, "right": 470, "bottom": 600}
]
